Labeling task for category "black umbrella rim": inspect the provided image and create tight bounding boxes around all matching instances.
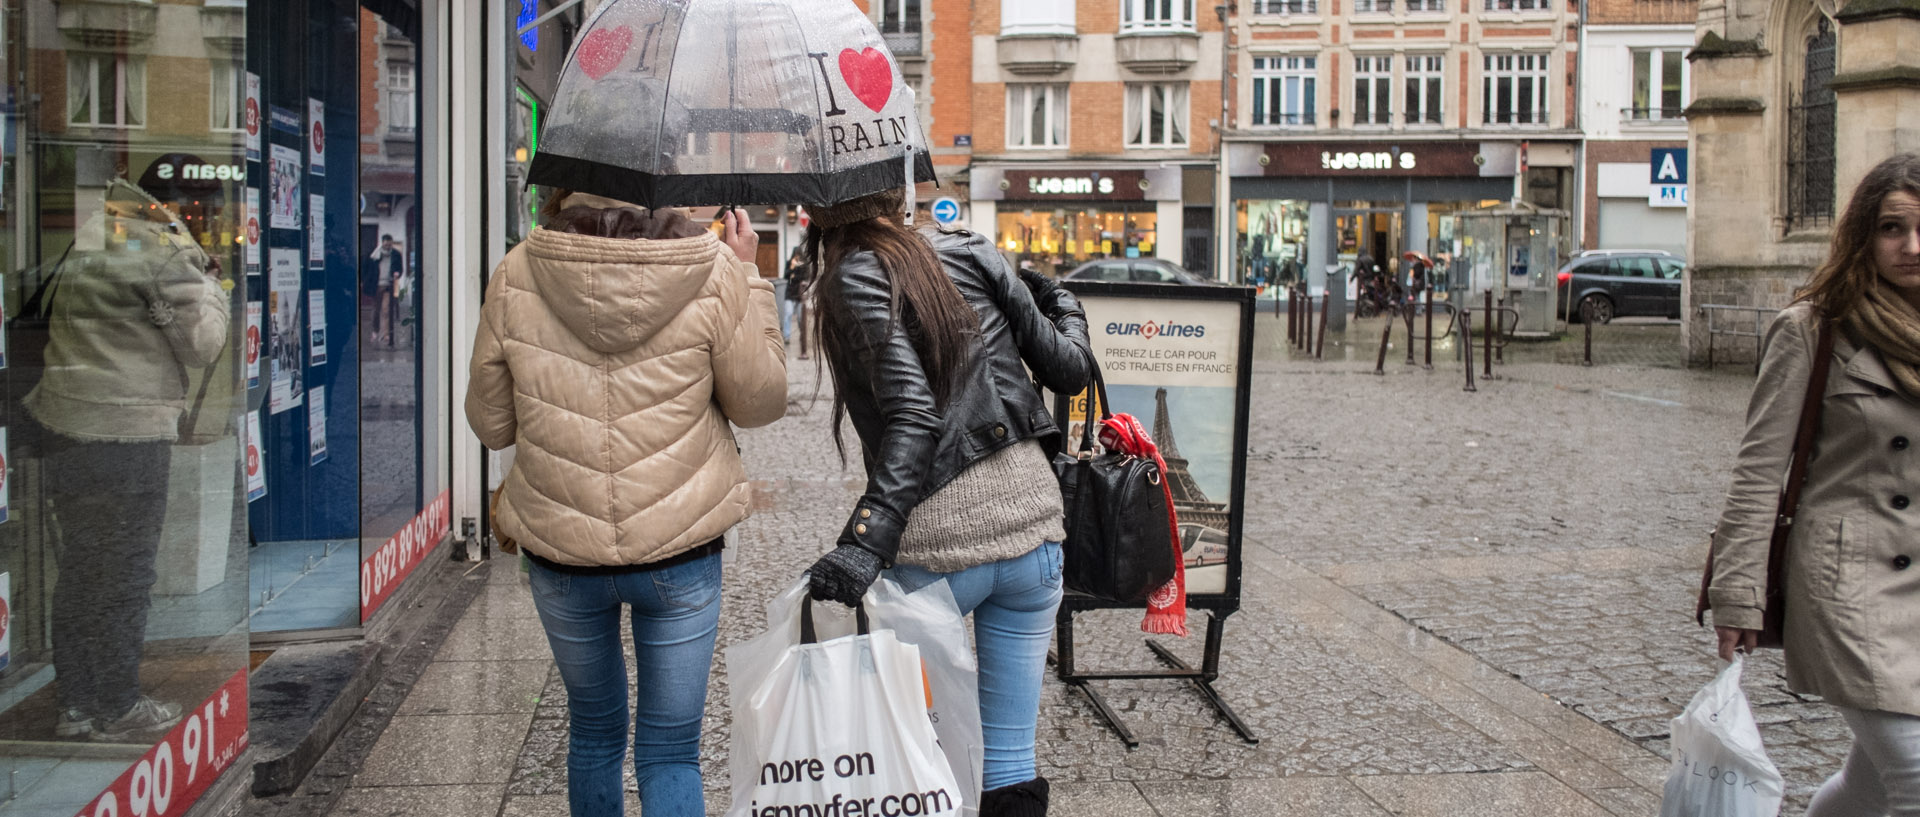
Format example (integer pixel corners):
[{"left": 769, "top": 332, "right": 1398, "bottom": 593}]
[{"left": 526, "top": 150, "right": 938, "bottom": 209}]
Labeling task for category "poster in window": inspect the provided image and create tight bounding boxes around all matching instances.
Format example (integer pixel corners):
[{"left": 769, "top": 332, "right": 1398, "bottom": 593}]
[
  {"left": 307, "top": 289, "right": 327, "bottom": 367},
  {"left": 269, "top": 145, "right": 301, "bottom": 230},
  {"left": 308, "top": 98, "right": 325, "bottom": 177},
  {"left": 308, "top": 194, "right": 325, "bottom": 268},
  {"left": 244, "top": 185, "right": 262, "bottom": 272},
  {"left": 307, "top": 386, "right": 328, "bottom": 465},
  {"left": 1065, "top": 296, "right": 1243, "bottom": 596},
  {"left": 245, "top": 72, "right": 262, "bottom": 162},
  {"left": 245, "top": 411, "right": 267, "bottom": 501},
  {"left": 268, "top": 249, "right": 304, "bottom": 414},
  {"left": 245, "top": 301, "right": 262, "bottom": 389}
]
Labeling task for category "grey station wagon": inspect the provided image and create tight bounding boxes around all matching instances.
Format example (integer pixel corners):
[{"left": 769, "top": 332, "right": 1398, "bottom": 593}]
[{"left": 1556, "top": 250, "right": 1686, "bottom": 324}]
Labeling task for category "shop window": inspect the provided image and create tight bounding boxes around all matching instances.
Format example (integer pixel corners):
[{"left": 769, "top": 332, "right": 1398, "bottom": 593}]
[
  {"left": 1353, "top": 0, "right": 1394, "bottom": 12},
  {"left": 1250, "top": 0, "right": 1319, "bottom": 13},
  {"left": 67, "top": 54, "right": 146, "bottom": 129},
  {"left": 1237, "top": 200, "right": 1311, "bottom": 287},
  {"left": 995, "top": 208, "right": 1158, "bottom": 277},
  {"left": 1483, "top": 52, "right": 1549, "bottom": 125},
  {"left": 1352, "top": 56, "right": 1392, "bottom": 127},
  {"left": 210, "top": 59, "right": 245, "bottom": 132},
  {"left": 1252, "top": 57, "right": 1316, "bottom": 127},
  {"left": 1122, "top": 0, "right": 1198, "bottom": 30},
  {"left": 1006, "top": 84, "right": 1067, "bottom": 149},
  {"left": 1126, "top": 82, "right": 1189, "bottom": 149},
  {"left": 1001, "top": 0, "right": 1075, "bottom": 35},
  {"left": 1405, "top": 55, "right": 1444, "bottom": 125},
  {"left": 1627, "top": 48, "right": 1687, "bottom": 122}
]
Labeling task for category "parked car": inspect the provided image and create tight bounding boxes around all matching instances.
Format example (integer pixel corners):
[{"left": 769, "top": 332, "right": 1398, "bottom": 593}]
[
  {"left": 1556, "top": 251, "right": 1685, "bottom": 323},
  {"left": 1063, "top": 257, "right": 1220, "bottom": 286}
]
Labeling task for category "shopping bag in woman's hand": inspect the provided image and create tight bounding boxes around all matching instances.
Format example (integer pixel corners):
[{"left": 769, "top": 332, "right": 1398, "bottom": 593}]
[
  {"left": 726, "top": 579, "right": 976, "bottom": 817},
  {"left": 1658, "top": 655, "right": 1784, "bottom": 817}
]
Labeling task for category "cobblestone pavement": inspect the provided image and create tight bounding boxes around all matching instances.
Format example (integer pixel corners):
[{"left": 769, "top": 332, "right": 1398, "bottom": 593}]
[{"left": 318, "top": 317, "right": 1849, "bottom": 817}]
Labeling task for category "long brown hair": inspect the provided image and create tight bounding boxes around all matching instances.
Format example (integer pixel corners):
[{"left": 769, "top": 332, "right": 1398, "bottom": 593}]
[
  {"left": 1798, "top": 153, "right": 1920, "bottom": 316},
  {"left": 807, "top": 195, "right": 978, "bottom": 455}
]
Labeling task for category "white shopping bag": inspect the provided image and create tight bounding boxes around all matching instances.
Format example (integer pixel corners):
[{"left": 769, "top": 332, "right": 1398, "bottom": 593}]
[
  {"left": 727, "top": 586, "right": 968, "bottom": 817},
  {"left": 1659, "top": 655, "right": 1784, "bottom": 817}
]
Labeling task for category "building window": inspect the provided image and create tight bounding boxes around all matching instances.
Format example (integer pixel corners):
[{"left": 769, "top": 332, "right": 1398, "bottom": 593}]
[
  {"left": 1485, "top": 0, "right": 1549, "bottom": 9},
  {"left": 1405, "top": 55, "right": 1444, "bottom": 125},
  {"left": 1352, "top": 56, "right": 1393, "bottom": 126},
  {"left": 210, "top": 59, "right": 244, "bottom": 132},
  {"left": 1786, "top": 17, "right": 1837, "bottom": 230},
  {"left": 1251, "top": 57, "right": 1316, "bottom": 126},
  {"left": 389, "top": 61, "right": 417, "bottom": 131},
  {"left": 1250, "top": 0, "right": 1319, "bottom": 12},
  {"left": 877, "top": 0, "right": 921, "bottom": 33},
  {"left": 67, "top": 54, "right": 145, "bottom": 128},
  {"left": 1001, "top": 0, "right": 1074, "bottom": 34},
  {"left": 1406, "top": 0, "right": 1448, "bottom": 11},
  {"left": 1126, "top": 82, "right": 1189, "bottom": 148},
  {"left": 1122, "top": 0, "right": 1197, "bottom": 30},
  {"left": 1627, "top": 48, "right": 1687, "bottom": 121},
  {"left": 1483, "top": 53, "right": 1549, "bottom": 125},
  {"left": 1007, "top": 84, "right": 1068, "bottom": 148},
  {"left": 1353, "top": 0, "right": 1394, "bottom": 12}
]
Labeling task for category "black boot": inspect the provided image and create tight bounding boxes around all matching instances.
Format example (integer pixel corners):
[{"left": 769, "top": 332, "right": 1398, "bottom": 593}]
[{"left": 978, "top": 777, "right": 1049, "bottom": 817}]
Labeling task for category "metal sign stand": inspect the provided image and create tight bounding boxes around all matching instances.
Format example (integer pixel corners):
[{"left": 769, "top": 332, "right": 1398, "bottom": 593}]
[{"left": 1048, "top": 281, "right": 1260, "bottom": 749}]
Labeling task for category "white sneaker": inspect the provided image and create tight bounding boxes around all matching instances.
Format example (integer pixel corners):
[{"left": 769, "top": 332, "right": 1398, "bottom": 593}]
[
  {"left": 54, "top": 708, "right": 93, "bottom": 739},
  {"left": 91, "top": 697, "right": 181, "bottom": 743}
]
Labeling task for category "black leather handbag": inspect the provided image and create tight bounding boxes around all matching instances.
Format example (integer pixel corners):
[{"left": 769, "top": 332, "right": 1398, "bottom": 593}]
[{"left": 1051, "top": 351, "right": 1178, "bottom": 603}]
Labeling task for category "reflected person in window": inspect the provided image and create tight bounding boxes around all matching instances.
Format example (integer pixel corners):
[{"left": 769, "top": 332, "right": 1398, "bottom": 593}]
[{"left": 26, "top": 180, "right": 230, "bottom": 743}]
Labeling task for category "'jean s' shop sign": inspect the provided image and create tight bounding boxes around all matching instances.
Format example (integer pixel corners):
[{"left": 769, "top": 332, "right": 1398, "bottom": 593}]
[
  {"left": 1003, "top": 170, "right": 1149, "bottom": 201},
  {"left": 1261, "top": 142, "right": 1482, "bottom": 177}
]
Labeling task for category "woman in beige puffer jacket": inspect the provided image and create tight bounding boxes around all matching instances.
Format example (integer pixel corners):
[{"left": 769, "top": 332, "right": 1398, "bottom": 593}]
[{"left": 464, "top": 192, "right": 785, "bottom": 817}]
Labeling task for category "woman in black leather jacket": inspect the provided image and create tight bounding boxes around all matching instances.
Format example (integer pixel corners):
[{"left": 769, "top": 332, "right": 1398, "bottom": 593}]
[{"left": 801, "top": 188, "right": 1092, "bottom": 817}]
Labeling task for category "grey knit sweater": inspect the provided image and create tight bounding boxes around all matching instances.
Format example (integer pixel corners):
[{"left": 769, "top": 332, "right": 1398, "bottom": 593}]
[{"left": 896, "top": 439, "right": 1066, "bottom": 572}]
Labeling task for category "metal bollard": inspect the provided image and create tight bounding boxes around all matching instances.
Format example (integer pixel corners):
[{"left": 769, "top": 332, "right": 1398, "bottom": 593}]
[
  {"left": 1301, "top": 293, "right": 1313, "bottom": 352},
  {"left": 1462, "top": 308, "right": 1478, "bottom": 392},
  {"left": 1423, "top": 286, "right": 1435, "bottom": 370},
  {"left": 1582, "top": 299, "right": 1594, "bottom": 366},
  {"left": 1287, "top": 289, "right": 1298, "bottom": 345},
  {"left": 1482, "top": 290, "right": 1495, "bottom": 380},
  {"left": 1375, "top": 312, "right": 1393, "bottom": 375},
  {"left": 1404, "top": 299, "right": 1417, "bottom": 365},
  {"left": 1494, "top": 295, "right": 1506, "bottom": 365},
  {"left": 1316, "top": 292, "right": 1331, "bottom": 359}
]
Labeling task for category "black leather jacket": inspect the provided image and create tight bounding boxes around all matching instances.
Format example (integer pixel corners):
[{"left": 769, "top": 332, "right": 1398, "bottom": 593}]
[{"left": 827, "top": 229, "right": 1093, "bottom": 566}]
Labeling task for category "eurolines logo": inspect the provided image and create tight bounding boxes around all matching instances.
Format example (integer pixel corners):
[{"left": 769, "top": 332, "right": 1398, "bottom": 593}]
[{"left": 1107, "top": 320, "right": 1206, "bottom": 340}]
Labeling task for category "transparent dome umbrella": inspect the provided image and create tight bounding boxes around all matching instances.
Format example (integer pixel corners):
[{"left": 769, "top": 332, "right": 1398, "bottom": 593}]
[{"left": 526, "top": 0, "right": 935, "bottom": 209}]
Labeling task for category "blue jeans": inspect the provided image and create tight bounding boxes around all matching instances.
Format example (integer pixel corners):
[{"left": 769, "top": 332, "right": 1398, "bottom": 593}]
[
  {"left": 528, "top": 551, "right": 723, "bottom": 817},
  {"left": 887, "top": 541, "right": 1064, "bottom": 790}
]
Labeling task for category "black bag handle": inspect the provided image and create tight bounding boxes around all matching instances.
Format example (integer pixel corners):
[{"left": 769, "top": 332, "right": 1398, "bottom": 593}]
[
  {"left": 799, "top": 599, "right": 870, "bottom": 645},
  {"left": 1075, "top": 346, "right": 1112, "bottom": 454}
]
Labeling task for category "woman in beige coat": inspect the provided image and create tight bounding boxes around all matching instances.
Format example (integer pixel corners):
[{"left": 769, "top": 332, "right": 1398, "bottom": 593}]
[
  {"left": 1709, "top": 153, "right": 1920, "bottom": 816},
  {"left": 465, "top": 192, "right": 786, "bottom": 817}
]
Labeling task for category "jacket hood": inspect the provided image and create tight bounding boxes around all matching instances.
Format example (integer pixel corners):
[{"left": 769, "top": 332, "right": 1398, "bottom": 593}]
[{"left": 520, "top": 227, "right": 726, "bottom": 354}]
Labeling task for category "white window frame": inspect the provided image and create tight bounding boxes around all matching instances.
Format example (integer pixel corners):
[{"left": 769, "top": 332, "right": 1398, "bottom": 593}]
[
  {"left": 1006, "top": 84, "right": 1068, "bottom": 149},
  {"left": 1251, "top": 56, "right": 1317, "bottom": 127},
  {"left": 1000, "top": 0, "right": 1075, "bottom": 35},
  {"left": 1485, "top": 0, "right": 1549, "bottom": 9},
  {"left": 1250, "top": 0, "right": 1320, "bottom": 12},
  {"left": 67, "top": 54, "right": 146, "bottom": 130},
  {"left": 876, "top": 0, "right": 921, "bottom": 34},
  {"left": 1126, "top": 82, "right": 1190, "bottom": 149},
  {"left": 1482, "top": 52, "right": 1550, "bottom": 126},
  {"left": 1122, "top": 0, "right": 1198, "bottom": 31},
  {"left": 388, "top": 61, "right": 417, "bottom": 131},
  {"left": 1405, "top": 54, "right": 1444, "bottom": 125},
  {"left": 1353, "top": 0, "right": 1394, "bottom": 12},
  {"left": 1352, "top": 55, "right": 1393, "bottom": 127},
  {"left": 210, "top": 59, "right": 244, "bottom": 132},
  {"left": 1405, "top": 0, "right": 1448, "bottom": 11},
  {"left": 1627, "top": 47, "right": 1690, "bottom": 122}
]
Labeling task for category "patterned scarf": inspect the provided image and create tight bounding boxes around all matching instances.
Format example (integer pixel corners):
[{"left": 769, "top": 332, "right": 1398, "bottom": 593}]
[{"left": 1844, "top": 278, "right": 1920, "bottom": 398}]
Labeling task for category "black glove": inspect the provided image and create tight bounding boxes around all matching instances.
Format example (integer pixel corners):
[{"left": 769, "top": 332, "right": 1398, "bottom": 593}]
[
  {"left": 1018, "top": 267, "right": 1078, "bottom": 322},
  {"left": 807, "top": 545, "right": 884, "bottom": 607}
]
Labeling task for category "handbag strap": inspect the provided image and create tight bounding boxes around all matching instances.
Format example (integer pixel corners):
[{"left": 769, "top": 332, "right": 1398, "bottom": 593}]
[
  {"left": 1770, "top": 316, "right": 1836, "bottom": 549},
  {"left": 1075, "top": 346, "right": 1112, "bottom": 454},
  {"left": 799, "top": 599, "right": 870, "bottom": 644}
]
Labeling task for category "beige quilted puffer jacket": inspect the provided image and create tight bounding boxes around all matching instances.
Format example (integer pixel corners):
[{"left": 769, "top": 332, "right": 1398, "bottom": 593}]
[{"left": 465, "top": 219, "right": 786, "bottom": 567}]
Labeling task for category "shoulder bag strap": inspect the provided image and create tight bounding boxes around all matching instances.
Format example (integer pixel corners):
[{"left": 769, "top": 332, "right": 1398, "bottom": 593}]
[{"left": 1771, "top": 316, "right": 1836, "bottom": 540}]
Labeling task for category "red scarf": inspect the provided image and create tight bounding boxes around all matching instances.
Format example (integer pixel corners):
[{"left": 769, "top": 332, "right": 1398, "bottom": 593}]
[{"left": 1098, "top": 414, "right": 1188, "bottom": 637}]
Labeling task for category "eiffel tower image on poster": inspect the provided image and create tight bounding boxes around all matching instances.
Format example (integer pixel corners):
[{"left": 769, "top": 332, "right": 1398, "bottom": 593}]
[{"left": 1153, "top": 387, "right": 1231, "bottom": 539}]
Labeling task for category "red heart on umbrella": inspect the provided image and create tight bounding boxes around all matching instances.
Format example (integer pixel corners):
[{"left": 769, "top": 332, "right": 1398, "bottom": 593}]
[
  {"left": 577, "top": 25, "right": 632, "bottom": 80},
  {"left": 838, "top": 48, "right": 894, "bottom": 112}
]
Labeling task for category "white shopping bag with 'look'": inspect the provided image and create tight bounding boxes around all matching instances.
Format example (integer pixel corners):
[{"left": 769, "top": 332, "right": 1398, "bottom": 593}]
[{"left": 1659, "top": 655, "right": 1784, "bottom": 817}]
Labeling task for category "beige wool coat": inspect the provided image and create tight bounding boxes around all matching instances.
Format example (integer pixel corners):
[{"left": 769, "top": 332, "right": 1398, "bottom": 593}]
[
  {"left": 1711, "top": 302, "right": 1920, "bottom": 717},
  {"left": 465, "top": 223, "right": 786, "bottom": 568}
]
